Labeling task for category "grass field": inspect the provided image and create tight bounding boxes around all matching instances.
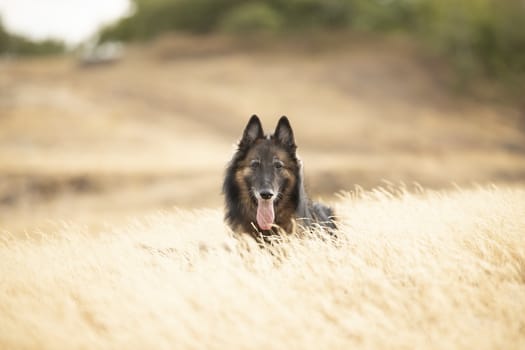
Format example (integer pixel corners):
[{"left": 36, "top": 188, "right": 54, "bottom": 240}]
[
  {"left": 1, "top": 186, "right": 524, "bottom": 349},
  {"left": 0, "top": 35, "right": 524, "bottom": 349}
]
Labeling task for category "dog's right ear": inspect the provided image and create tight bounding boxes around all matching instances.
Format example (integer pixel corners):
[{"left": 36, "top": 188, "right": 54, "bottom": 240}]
[{"left": 239, "top": 114, "right": 264, "bottom": 149}]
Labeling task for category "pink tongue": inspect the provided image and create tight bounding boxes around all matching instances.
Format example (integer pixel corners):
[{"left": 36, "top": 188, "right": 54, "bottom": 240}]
[{"left": 256, "top": 199, "right": 275, "bottom": 230}]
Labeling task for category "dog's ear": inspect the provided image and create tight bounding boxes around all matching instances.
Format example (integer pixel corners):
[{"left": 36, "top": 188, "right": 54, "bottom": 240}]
[
  {"left": 274, "top": 116, "right": 296, "bottom": 151},
  {"left": 239, "top": 114, "right": 264, "bottom": 148}
]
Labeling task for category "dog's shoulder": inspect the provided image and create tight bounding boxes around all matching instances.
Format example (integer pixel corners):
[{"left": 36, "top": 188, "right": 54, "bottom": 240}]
[{"left": 310, "top": 201, "right": 337, "bottom": 230}]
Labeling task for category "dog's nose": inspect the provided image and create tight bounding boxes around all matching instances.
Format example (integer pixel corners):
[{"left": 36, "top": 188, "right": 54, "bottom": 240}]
[{"left": 259, "top": 190, "right": 274, "bottom": 200}]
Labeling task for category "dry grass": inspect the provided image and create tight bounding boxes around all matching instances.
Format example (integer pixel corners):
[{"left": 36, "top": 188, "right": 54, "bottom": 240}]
[
  {"left": 0, "top": 37, "right": 524, "bottom": 348},
  {"left": 1, "top": 186, "right": 524, "bottom": 350}
]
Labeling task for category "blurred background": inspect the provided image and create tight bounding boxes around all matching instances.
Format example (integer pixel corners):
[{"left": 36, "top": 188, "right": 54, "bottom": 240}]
[{"left": 1, "top": 0, "right": 524, "bottom": 234}]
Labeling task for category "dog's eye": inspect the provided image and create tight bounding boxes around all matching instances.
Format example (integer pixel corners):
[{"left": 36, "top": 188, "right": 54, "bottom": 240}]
[
  {"left": 274, "top": 161, "right": 284, "bottom": 169},
  {"left": 250, "top": 160, "right": 260, "bottom": 169}
]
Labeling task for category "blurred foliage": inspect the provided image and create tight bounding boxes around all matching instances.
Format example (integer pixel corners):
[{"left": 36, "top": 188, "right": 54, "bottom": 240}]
[
  {"left": 414, "top": 0, "right": 525, "bottom": 86},
  {"left": 99, "top": 0, "right": 525, "bottom": 86},
  {"left": 219, "top": 3, "right": 283, "bottom": 34},
  {"left": 0, "top": 17, "right": 65, "bottom": 56}
]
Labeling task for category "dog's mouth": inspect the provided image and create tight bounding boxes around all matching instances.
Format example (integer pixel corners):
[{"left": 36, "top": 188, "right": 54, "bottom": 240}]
[{"left": 256, "top": 198, "right": 275, "bottom": 230}]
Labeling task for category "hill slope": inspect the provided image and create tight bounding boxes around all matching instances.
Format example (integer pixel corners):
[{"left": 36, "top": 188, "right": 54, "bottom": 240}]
[
  {"left": 1, "top": 37, "right": 524, "bottom": 233},
  {"left": 1, "top": 186, "right": 524, "bottom": 349}
]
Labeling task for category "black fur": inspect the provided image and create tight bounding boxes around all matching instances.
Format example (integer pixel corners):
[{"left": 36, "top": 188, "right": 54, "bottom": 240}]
[{"left": 223, "top": 115, "right": 336, "bottom": 240}]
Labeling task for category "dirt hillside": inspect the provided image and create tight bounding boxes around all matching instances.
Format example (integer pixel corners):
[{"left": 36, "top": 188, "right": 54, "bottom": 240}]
[{"left": 0, "top": 35, "right": 524, "bottom": 232}]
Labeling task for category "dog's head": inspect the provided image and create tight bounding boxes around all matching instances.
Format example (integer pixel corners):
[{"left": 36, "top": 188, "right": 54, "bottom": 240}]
[{"left": 233, "top": 115, "right": 300, "bottom": 230}]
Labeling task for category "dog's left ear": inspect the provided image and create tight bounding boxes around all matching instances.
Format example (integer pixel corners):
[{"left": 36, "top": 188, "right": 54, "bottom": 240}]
[{"left": 274, "top": 116, "right": 296, "bottom": 151}]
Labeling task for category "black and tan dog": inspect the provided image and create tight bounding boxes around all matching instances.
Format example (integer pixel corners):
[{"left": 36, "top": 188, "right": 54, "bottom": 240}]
[{"left": 223, "top": 115, "right": 336, "bottom": 241}]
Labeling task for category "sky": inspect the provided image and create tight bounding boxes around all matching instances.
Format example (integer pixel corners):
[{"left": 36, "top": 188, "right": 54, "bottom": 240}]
[{"left": 0, "top": 0, "right": 131, "bottom": 45}]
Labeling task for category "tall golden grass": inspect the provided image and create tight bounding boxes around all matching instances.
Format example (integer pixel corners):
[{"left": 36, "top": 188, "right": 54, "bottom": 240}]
[{"left": 1, "top": 186, "right": 524, "bottom": 349}]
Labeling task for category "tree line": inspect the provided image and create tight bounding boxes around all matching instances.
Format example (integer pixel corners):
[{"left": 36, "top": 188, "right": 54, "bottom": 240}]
[
  {"left": 99, "top": 0, "right": 525, "bottom": 88},
  {"left": 0, "top": 18, "right": 65, "bottom": 56}
]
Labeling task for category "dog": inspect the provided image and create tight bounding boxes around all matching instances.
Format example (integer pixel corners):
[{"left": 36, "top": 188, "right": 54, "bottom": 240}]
[{"left": 223, "top": 115, "right": 336, "bottom": 241}]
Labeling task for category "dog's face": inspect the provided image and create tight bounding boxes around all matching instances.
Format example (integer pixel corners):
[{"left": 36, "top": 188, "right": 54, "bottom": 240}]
[{"left": 234, "top": 115, "right": 299, "bottom": 230}]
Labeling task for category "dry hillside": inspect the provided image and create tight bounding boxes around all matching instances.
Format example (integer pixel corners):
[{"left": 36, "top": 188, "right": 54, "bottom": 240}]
[
  {"left": 0, "top": 35, "right": 524, "bottom": 233},
  {"left": 1, "top": 36, "right": 524, "bottom": 349}
]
